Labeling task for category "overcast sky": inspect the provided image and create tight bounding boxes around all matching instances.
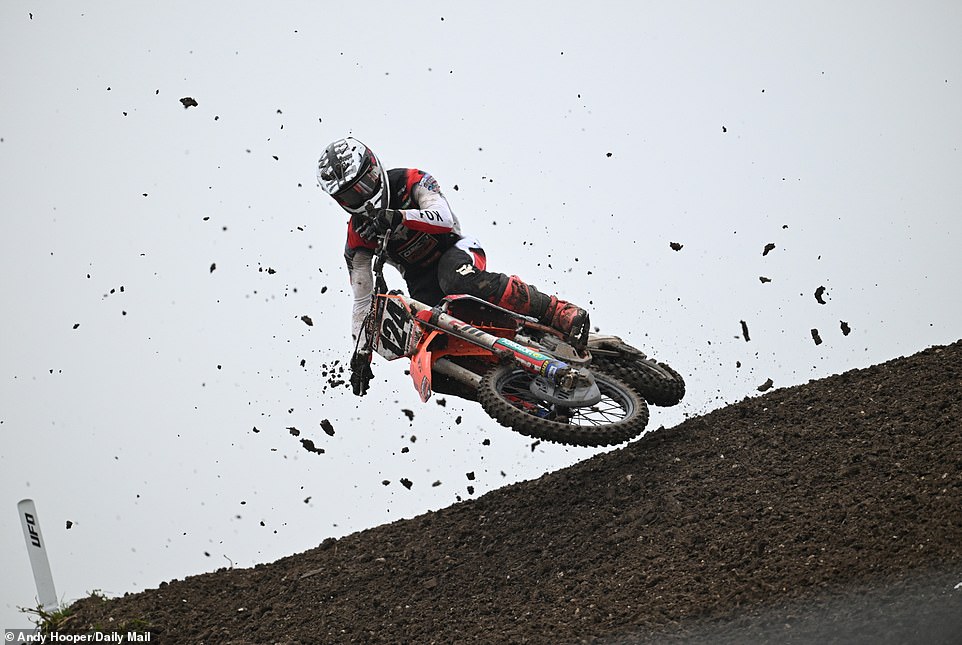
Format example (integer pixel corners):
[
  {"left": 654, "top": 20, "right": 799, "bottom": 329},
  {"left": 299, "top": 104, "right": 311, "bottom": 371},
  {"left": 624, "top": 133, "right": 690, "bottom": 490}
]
[{"left": 2, "top": 1, "right": 960, "bottom": 628}]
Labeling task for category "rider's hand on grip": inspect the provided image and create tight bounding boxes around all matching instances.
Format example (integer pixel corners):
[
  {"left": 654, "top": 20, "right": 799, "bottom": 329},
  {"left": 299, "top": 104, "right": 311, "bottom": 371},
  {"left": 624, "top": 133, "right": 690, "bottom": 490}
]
[
  {"left": 350, "top": 350, "right": 374, "bottom": 397},
  {"left": 357, "top": 203, "right": 399, "bottom": 240}
]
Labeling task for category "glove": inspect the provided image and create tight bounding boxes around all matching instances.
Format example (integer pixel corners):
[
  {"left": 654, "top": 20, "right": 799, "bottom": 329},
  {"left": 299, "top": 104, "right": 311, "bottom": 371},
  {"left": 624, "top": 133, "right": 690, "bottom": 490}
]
[
  {"left": 356, "top": 203, "right": 400, "bottom": 240},
  {"left": 350, "top": 351, "right": 374, "bottom": 397}
]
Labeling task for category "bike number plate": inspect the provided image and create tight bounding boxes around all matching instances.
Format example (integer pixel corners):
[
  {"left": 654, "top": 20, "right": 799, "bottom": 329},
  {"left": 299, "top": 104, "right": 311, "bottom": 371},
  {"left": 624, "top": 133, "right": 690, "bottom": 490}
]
[{"left": 373, "top": 295, "right": 419, "bottom": 361}]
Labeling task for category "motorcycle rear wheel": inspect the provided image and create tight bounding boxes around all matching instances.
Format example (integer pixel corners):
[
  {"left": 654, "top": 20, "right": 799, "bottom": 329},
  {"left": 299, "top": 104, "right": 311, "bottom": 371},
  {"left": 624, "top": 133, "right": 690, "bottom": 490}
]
[
  {"left": 590, "top": 354, "right": 685, "bottom": 407},
  {"left": 478, "top": 363, "right": 649, "bottom": 447}
]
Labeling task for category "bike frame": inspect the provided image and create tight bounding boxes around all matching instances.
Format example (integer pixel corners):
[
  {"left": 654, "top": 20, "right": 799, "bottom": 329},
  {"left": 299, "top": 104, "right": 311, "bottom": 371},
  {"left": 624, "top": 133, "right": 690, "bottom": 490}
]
[{"left": 368, "top": 291, "right": 572, "bottom": 402}]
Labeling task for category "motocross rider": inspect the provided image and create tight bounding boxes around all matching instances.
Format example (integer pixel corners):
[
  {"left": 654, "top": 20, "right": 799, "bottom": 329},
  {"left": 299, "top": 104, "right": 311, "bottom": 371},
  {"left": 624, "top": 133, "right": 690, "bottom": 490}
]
[{"left": 317, "top": 137, "right": 589, "bottom": 396}]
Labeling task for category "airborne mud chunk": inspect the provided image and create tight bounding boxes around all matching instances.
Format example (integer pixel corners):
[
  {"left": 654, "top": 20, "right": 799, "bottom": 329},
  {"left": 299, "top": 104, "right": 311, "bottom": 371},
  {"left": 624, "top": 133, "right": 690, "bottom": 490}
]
[
  {"left": 763, "top": 242, "right": 776, "bottom": 256},
  {"left": 740, "top": 320, "right": 751, "bottom": 342},
  {"left": 815, "top": 286, "right": 827, "bottom": 304},
  {"left": 812, "top": 328, "right": 823, "bottom": 345},
  {"left": 841, "top": 320, "right": 852, "bottom": 336},
  {"left": 757, "top": 378, "right": 774, "bottom": 392},
  {"left": 300, "top": 438, "right": 324, "bottom": 455},
  {"left": 320, "top": 419, "right": 335, "bottom": 436},
  {"left": 180, "top": 97, "right": 198, "bottom": 108},
  {"left": 669, "top": 242, "right": 684, "bottom": 251}
]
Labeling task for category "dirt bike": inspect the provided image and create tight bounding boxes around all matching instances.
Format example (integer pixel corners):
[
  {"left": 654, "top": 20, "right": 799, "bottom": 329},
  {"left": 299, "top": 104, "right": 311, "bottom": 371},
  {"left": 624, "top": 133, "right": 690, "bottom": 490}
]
[{"left": 350, "top": 224, "right": 685, "bottom": 448}]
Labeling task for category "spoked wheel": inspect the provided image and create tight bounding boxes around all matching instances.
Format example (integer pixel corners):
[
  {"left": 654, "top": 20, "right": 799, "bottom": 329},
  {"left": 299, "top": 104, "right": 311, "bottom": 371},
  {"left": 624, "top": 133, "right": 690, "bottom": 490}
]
[
  {"left": 591, "top": 354, "right": 685, "bottom": 407},
  {"left": 478, "top": 363, "right": 649, "bottom": 447}
]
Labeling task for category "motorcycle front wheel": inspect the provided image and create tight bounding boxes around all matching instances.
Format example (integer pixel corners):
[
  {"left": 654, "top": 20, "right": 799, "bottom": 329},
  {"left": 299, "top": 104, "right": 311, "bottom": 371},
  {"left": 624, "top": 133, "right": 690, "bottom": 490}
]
[{"left": 477, "top": 363, "right": 649, "bottom": 447}]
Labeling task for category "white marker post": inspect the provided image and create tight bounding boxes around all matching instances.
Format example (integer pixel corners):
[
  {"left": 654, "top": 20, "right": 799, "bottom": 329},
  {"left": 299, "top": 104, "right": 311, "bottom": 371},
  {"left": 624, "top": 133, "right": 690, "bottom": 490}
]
[{"left": 18, "top": 499, "right": 59, "bottom": 612}]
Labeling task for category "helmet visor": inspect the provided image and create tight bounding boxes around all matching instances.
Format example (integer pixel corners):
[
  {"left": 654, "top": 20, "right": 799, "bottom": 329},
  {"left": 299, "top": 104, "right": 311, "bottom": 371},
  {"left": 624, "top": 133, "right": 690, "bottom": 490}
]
[{"left": 333, "top": 158, "right": 383, "bottom": 211}]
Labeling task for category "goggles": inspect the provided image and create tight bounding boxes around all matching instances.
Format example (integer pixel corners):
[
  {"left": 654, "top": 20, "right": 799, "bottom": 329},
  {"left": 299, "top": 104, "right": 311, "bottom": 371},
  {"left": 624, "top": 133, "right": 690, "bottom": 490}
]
[{"left": 333, "top": 157, "right": 383, "bottom": 211}]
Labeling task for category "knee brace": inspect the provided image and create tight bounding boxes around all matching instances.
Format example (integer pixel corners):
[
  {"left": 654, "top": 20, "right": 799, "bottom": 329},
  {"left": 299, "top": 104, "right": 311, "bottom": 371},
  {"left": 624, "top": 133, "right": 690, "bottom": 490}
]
[{"left": 494, "top": 275, "right": 551, "bottom": 319}]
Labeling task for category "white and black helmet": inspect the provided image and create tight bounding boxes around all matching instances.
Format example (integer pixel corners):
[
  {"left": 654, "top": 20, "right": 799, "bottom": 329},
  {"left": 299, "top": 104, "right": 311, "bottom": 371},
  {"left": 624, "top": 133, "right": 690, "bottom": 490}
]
[{"left": 317, "top": 137, "right": 389, "bottom": 214}]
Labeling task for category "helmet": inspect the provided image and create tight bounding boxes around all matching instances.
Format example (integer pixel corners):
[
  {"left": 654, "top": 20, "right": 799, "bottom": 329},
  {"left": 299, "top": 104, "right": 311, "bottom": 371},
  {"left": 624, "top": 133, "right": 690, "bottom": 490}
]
[{"left": 316, "top": 137, "right": 389, "bottom": 214}]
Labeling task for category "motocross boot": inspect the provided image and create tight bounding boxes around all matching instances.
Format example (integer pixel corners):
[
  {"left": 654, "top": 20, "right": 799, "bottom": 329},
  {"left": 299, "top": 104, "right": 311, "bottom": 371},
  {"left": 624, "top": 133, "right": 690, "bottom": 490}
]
[
  {"left": 495, "top": 276, "right": 590, "bottom": 348},
  {"left": 543, "top": 296, "right": 591, "bottom": 348}
]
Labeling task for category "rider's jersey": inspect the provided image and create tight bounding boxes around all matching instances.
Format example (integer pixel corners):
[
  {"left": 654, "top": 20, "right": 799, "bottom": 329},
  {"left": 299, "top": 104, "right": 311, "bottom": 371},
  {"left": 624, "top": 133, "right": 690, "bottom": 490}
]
[{"left": 344, "top": 168, "right": 465, "bottom": 340}]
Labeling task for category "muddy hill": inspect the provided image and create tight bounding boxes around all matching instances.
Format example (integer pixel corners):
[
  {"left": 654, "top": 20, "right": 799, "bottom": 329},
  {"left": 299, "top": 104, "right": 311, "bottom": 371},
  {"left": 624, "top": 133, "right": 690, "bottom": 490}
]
[{"left": 65, "top": 341, "right": 962, "bottom": 644}]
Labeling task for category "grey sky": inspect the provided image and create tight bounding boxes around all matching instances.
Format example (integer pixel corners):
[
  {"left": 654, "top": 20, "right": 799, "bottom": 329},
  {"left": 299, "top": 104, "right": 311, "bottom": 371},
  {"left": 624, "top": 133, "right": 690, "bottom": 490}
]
[{"left": 2, "top": 1, "right": 960, "bottom": 627}]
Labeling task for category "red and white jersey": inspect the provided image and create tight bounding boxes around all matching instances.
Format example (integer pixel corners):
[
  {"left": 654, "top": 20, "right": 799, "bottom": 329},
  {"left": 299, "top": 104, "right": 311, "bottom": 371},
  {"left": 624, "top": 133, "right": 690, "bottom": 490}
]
[{"left": 344, "top": 168, "right": 467, "bottom": 340}]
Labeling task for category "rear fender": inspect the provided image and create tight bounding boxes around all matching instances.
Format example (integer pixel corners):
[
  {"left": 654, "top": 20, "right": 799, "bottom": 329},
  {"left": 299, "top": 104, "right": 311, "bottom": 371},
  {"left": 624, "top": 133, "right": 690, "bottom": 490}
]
[{"left": 441, "top": 294, "right": 527, "bottom": 329}]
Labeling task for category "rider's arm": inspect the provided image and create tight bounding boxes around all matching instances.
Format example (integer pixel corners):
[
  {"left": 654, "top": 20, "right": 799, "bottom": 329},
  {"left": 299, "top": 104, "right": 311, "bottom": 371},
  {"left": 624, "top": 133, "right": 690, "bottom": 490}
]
[
  {"left": 396, "top": 173, "right": 461, "bottom": 235},
  {"left": 345, "top": 246, "right": 374, "bottom": 342}
]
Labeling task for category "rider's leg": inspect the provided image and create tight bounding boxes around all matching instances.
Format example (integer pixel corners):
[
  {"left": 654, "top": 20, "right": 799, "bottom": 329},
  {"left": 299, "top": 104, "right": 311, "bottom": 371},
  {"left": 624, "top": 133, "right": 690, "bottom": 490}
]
[
  {"left": 492, "top": 275, "right": 590, "bottom": 343},
  {"left": 403, "top": 267, "right": 444, "bottom": 306},
  {"left": 436, "top": 241, "right": 589, "bottom": 342}
]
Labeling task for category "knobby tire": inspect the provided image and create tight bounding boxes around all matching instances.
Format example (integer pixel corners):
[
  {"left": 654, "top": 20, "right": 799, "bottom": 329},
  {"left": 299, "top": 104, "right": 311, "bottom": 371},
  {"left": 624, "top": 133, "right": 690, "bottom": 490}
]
[
  {"left": 478, "top": 363, "right": 649, "bottom": 447},
  {"left": 591, "top": 355, "right": 685, "bottom": 407}
]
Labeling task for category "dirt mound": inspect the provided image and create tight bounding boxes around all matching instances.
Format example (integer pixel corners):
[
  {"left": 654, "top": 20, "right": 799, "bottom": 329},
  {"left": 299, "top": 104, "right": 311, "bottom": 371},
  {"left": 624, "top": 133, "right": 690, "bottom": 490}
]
[{"left": 65, "top": 341, "right": 962, "bottom": 644}]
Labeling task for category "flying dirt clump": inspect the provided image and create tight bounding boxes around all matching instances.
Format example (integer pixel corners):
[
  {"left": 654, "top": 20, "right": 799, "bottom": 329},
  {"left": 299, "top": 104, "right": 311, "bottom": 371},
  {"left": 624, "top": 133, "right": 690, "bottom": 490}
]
[
  {"left": 762, "top": 242, "right": 776, "bottom": 256},
  {"left": 288, "top": 426, "right": 325, "bottom": 454},
  {"left": 740, "top": 320, "right": 751, "bottom": 342},
  {"left": 319, "top": 360, "right": 347, "bottom": 392},
  {"left": 299, "top": 438, "right": 324, "bottom": 455},
  {"left": 811, "top": 328, "right": 823, "bottom": 345},
  {"left": 815, "top": 286, "right": 828, "bottom": 304},
  {"left": 320, "top": 419, "right": 335, "bottom": 436}
]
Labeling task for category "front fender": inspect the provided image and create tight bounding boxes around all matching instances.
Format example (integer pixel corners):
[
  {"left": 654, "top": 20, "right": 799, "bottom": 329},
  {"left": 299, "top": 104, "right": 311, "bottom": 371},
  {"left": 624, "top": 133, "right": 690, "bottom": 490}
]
[{"left": 410, "top": 329, "right": 441, "bottom": 402}]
